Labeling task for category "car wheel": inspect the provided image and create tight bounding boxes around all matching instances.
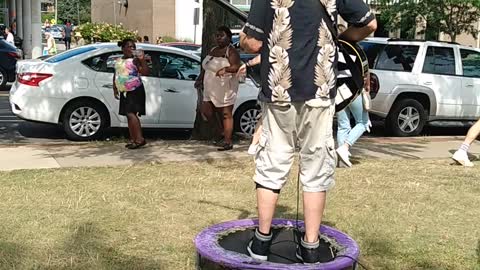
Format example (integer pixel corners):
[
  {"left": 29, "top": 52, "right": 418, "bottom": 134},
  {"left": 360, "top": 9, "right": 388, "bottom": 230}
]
[
  {"left": 62, "top": 100, "right": 108, "bottom": 141},
  {"left": 386, "top": 99, "right": 426, "bottom": 137},
  {"left": 0, "top": 68, "right": 7, "bottom": 89},
  {"left": 234, "top": 102, "right": 261, "bottom": 137}
]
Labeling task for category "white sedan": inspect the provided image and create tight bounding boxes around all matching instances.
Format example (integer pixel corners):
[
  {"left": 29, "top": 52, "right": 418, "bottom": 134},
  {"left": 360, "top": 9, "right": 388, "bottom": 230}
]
[{"left": 10, "top": 43, "right": 261, "bottom": 141}]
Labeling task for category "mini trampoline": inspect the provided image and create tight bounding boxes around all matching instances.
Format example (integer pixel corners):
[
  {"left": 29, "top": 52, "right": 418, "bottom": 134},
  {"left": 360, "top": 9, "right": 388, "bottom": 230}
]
[{"left": 195, "top": 219, "right": 360, "bottom": 270}]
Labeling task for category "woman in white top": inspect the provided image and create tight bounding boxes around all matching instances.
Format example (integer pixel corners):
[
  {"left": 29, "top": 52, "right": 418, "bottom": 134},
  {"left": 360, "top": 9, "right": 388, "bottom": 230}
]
[
  {"left": 5, "top": 27, "right": 14, "bottom": 45},
  {"left": 195, "top": 26, "right": 241, "bottom": 151}
]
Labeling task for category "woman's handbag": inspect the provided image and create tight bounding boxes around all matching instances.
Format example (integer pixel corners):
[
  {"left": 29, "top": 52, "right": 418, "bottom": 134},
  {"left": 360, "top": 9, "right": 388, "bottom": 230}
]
[{"left": 362, "top": 89, "right": 372, "bottom": 111}]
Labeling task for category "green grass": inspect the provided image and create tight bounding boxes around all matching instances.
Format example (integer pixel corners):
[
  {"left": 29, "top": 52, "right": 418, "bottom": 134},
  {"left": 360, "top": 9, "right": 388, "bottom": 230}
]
[{"left": 0, "top": 158, "right": 479, "bottom": 270}]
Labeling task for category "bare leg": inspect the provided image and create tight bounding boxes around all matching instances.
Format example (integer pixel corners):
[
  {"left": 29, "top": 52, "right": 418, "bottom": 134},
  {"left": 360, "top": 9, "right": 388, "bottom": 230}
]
[
  {"left": 256, "top": 188, "right": 279, "bottom": 234},
  {"left": 464, "top": 118, "right": 480, "bottom": 146},
  {"left": 303, "top": 191, "right": 326, "bottom": 243},
  {"left": 127, "top": 113, "right": 144, "bottom": 143},
  {"left": 218, "top": 105, "right": 234, "bottom": 145}
]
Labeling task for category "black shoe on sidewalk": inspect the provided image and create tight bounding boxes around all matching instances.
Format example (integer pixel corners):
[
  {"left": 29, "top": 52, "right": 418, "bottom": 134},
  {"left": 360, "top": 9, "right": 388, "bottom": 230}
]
[{"left": 247, "top": 228, "right": 272, "bottom": 261}]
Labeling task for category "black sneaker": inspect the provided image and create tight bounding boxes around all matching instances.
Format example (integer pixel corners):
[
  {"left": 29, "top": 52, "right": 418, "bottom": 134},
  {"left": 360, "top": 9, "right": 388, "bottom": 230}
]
[
  {"left": 247, "top": 228, "right": 272, "bottom": 261},
  {"left": 296, "top": 238, "right": 321, "bottom": 263}
]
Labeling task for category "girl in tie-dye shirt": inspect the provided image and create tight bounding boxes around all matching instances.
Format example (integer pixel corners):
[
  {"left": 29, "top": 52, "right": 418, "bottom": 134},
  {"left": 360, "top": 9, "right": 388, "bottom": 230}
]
[
  {"left": 113, "top": 39, "right": 150, "bottom": 149},
  {"left": 114, "top": 58, "right": 142, "bottom": 92}
]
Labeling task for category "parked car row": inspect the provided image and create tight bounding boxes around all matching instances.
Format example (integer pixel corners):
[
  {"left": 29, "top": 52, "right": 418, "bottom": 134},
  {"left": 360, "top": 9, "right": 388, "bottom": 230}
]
[
  {"left": 10, "top": 43, "right": 261, "bottom": 140},
  {"left": 8, "top": 38, "right": 480, "bottom": 140}
]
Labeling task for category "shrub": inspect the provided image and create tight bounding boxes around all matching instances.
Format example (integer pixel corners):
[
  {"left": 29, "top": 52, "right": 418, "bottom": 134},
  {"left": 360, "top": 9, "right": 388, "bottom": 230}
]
[{"left": 76, "top": 22, "right": 138, "bottom": 44}]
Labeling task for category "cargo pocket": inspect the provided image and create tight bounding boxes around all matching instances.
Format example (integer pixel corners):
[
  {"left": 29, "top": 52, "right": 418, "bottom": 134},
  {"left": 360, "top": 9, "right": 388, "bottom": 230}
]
[{"left": 325, "top": 138, "right": 337, "bottom": 174}]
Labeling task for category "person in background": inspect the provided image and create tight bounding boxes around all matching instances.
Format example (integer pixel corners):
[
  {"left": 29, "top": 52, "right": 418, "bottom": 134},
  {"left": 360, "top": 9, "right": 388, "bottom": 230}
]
[
  {"left": 5, "top": 27, "right": 14, "bottom": 45},
  {"left": 335, "top": 74, "right": 371, "bottom": 167},
  {"left": 11, "top": 20, "right": 17, "bottom": 35},
  {"left": 136, "top": 36, "right": 143, "bottom": 43},
  {"left": 113, "top": 39, "right": 149, "bottom": 149},
  {"left": 156, "top": 36, "right": 163, "bottom": 44},
  {"left": 452, "top": 119, "right": 480, "bottom": 167},
  {"left": 63, "top": 21, "right": 73, "bottom": 50},
  {"left": 45, "top": 32, "right": 57, "bottom": 55},
  {"left": 195, "top": 26, "right": 241, "bottom": 151},
  {"left": 143, "top": 36, "right": 150, "bottom": 43}
]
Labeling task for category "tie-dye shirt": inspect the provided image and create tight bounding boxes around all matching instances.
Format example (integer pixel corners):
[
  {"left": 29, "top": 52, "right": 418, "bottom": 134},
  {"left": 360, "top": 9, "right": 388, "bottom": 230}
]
[{"left": 114, "top": 58, "right": 142, "bottom": 92}]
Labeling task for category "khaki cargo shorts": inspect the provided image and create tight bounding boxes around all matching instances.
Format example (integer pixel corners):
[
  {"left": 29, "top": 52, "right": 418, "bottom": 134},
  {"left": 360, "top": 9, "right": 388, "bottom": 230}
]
[{"left": 254, "top": 102, "right": 337, "bottom": 192}]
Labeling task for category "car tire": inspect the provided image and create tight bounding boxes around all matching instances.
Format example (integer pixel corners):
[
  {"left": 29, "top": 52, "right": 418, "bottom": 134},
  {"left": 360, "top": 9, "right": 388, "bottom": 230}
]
[
  {"left": 234, "top": 102, "right": 261, "bottom": 137},
  {"left": 386, "top": 99, "right": 427, "bottom": 137},
  {"left": 62, "top": 100, "right": 109, "bottom": 141},
  {"left": 0, "top": 68, "right": 7, "bottom": 89}
]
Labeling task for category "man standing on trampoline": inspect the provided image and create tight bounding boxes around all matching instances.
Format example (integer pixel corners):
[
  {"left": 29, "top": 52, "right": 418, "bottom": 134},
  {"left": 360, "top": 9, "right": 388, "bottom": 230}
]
[{"left": 240, "top": 0, "right": 376, "bottom": 263}]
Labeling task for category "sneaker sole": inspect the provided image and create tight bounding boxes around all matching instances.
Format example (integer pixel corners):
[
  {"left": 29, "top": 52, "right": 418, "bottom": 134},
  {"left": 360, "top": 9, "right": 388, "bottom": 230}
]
[
  {"left": 336, "top": 150, "right": 352, "bottom": 167},
  {"left": 452, "top": 157, "right": 474, "bottom": 167},
  {"left": 247, "top": 245, "right": 268, "bottom": 261}
]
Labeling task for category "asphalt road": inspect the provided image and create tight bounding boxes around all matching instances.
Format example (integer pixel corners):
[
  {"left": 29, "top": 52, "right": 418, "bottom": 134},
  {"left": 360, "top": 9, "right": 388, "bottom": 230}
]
[{"left": 0, "top": 84, "right": 472, "bottom": 144}]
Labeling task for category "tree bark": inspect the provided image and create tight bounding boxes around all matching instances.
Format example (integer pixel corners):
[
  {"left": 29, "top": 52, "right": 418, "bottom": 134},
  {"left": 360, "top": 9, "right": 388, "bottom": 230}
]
[{"left": 191, "top": 0, "right": 228, "bottom": 140}]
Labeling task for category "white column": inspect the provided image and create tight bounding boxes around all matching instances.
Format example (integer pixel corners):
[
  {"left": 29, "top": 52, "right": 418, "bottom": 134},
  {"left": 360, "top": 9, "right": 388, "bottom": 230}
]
[
  {"left": 31, "top": 0, "right": 42, "bottom": 59},
  {"left": 15, "top": 0, "right": 22, "bottom": 38},
  {"left": 22, "top": 0, "right": 31, "bottom": 58},
  {"left": 8, "top": 0, "right": 15, "bottom": 25}
]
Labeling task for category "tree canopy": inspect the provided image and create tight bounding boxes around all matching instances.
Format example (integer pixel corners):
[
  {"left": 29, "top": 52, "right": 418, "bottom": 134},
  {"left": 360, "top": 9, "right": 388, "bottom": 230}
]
[
  {"left": 57, "top": 0, "right": 91, "bottom": 25},
  {"left": 377, "top": 0, "right": 480, "bottom": 42}
]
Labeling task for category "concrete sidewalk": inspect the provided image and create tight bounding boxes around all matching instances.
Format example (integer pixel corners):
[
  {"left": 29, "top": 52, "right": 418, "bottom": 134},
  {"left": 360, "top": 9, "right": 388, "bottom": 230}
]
[{"left": 0, "top": 136, "right": 479, "bottom": 171}]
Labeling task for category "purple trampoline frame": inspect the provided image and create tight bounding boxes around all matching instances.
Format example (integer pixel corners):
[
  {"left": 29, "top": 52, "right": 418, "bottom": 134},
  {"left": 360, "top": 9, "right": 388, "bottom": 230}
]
[{"left": 194, "top": 218, "right": 360, "bottom": 270}]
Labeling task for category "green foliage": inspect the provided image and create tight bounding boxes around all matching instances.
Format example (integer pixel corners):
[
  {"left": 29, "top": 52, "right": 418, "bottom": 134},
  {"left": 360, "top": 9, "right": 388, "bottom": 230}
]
[
  {"left": 76, "top": 22, "right": 138, "bottom": 44},
  {"left": 57, "top": 0, "right": 91, "bottom": 25},
  {"left": 377, "top": 0, "right": 480, "bottom": 42},
  {"left": 41, "top": 13, "right": 55, "bottom": 24},
  {"left": 161, "top": 36, "right": 178, "bottom": 43}
]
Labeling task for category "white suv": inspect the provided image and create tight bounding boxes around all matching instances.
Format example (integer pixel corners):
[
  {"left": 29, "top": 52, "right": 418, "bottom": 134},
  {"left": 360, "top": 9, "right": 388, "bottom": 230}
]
[{"left": 360, "top": 38, "right": 480, "bottom": 136}]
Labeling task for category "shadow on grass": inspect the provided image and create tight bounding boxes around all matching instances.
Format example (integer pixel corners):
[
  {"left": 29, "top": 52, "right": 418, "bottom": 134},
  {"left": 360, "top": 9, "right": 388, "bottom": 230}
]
[
  {"left": 0, "top": 241, "right": 26, "bottom": 268},
  {"left": 40, "top": 222, "right": 163, "bottom": 270},
  {"left": 477, "top": 239, "right": 480, "bottom": 266},
  {"left": 198, "top": 199, "right": 252, "bottom": 220}
]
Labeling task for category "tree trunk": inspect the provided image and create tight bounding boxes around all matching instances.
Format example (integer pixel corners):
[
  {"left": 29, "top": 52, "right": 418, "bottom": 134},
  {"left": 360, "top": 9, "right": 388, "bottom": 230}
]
[{"left": 191, "top": 0, "right": 228, "bottom": 140}]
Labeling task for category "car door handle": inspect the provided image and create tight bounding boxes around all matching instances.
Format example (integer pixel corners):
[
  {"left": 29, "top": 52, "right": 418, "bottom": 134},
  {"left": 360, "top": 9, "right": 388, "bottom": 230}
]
[
  {"left": 423, "top": 81, "right": 432, "bottom": 86},
  {"left": 465, "top": 84, "right": 474, "bottom": 87},
  {"left": 164, "top": 88, "right": 179, "bottom": 93},
  {"left": 102, "top": 84, "right": 114, "bottom": 89}
]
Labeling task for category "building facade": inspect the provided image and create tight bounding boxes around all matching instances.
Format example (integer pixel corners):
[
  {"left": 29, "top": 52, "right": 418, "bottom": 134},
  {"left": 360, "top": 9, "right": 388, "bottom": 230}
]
[{"left": 91, "top": 0, "right": 203, "bottom": 44}]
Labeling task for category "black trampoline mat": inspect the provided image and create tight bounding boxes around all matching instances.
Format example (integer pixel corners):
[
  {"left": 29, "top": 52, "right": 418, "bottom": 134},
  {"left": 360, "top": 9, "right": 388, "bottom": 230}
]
[{"left": 218, "top": 228, "right": 337, "bottom": 264}]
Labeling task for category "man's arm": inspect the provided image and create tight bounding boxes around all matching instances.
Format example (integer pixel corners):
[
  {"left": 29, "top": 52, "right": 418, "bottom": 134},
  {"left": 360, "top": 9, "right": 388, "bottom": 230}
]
[
  {"left": 240, "top": 0, "right": 268, "bottom": 53},
  {"left": 337, "top": 0, "right": 377, "bottom": 42},
  {"left": 240, "top": 31, "right": 263, "bottom": 54},
  {"left": 339, "top": 19, "right": 377, "bottom": 42}
]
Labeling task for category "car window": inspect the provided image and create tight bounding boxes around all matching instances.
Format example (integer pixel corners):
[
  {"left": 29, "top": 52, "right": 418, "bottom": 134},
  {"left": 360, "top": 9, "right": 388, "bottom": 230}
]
[
  {"left": 83, "top": 51, "right": 153, "bottom": 76},
  {"left": 45, "top": 46, "right": 97, "bottom": 63},
  {"left": 376, "top": 45, "right": 419, "bottom": 72},
  {"left": 460, "top": 49, "right": 480, "bottom": 78},
  {"left": 359, "top": 42, "right": 386, "bottom": 69},
  {"left": 422, "top": 46, "right": 456, "bottom": 76},
  {"left": 154, "top": 52, "right": 200, "bottom": 80}
]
